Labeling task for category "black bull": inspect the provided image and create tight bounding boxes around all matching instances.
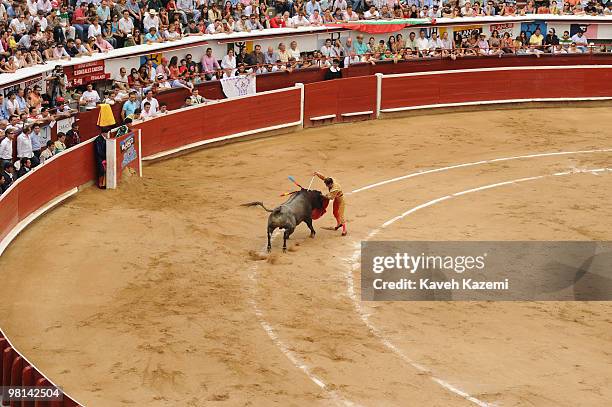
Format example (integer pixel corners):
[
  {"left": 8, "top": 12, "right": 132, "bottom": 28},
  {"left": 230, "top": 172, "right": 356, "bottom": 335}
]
[{"left": 242, "top": 189, "right": 326, "bottom": 252}]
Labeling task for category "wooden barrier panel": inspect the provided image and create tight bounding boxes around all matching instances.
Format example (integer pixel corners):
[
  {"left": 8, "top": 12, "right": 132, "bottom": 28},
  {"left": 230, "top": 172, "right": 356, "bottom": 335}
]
[
  {"left": 381, "top": 67, "right": 612, "bottom": 111},
  {"left": 304, "top": 76, "right": 377, "bottom": 127},
  {"left": 135, "top": 87, "right": 302, "bottom": 158}
]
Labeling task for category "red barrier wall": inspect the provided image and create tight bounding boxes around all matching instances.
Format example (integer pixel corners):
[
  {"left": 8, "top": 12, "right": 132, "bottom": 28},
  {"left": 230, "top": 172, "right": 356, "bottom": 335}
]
[
  {"left": 381, "top": 67, "right": 612, "bottom": 111},
  {"left": 0, "top": 141, "right": 97, "bottom": 246},
  {"left": 304, "top": 76, "right": 377, "bottom": 127},
  {"left": 134, "top": 88, "right": 302, "bottom": 158}
]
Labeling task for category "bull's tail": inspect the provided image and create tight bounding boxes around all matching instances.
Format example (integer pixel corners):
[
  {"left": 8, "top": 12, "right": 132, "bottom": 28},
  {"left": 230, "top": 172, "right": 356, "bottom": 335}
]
[{"left": 241, "top": 201, "right": 273, "bottom": 212}]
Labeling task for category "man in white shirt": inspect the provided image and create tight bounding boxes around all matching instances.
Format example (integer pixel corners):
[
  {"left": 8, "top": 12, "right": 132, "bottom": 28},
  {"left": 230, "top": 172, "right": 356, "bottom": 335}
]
[
  {"left": 0, "top": 129, "right": 15, "bottom": 167},
  {"left": 17, "top": 130, "right": 35, "bottom": 164},
  {"left": 428, "top": 32, "right": 443, "bottom": 51},
  {"left": 139, "top": 102, "right": 155, "bottom": 120},
  {"left": 37, "top": 0, "right": 52, "bottom": 13},
  {"left": 571, "top": 31, "right": 588, "bottom": 52},
  {"left": 79, "top": 84, "right": 101, "bottom": 110},
  {"left": 289, "top": 41, "right": 301, "bottom": 60},
  {"left": 344, "top": 51, "right": 361, "bottom": 66},
  {"left": 333, "top": 0, "right": 347, "bottom": 11},
  {"left": 113, "top": 67, "right": 130, "bottom": 90},
  {"left": 343, "top": 5, "right": 360, "bottom": 21},
  {"left": 118, "top": 10, "right": 134, "bottom": 37},
  {"left": 27, "top": 0, "right": 38, "bottom": 15},
  {"left": 320, "top": 38, "right": 333, "bottom": 57},
  {"left": 363, "top": 5, "right": 380, "bottom": 19},
  {"left": 292, "top": 11, "right": 310, "bottom": 27},
  {"left": 143, "top": 9, "right": 160, "bottom": 32},
  {"left": 33, "top": 10, "right": 48, "bottom": 31},
  {"left": 415, "top": 30, "right": 430, "bottom": 56},
  {"left": 140, "top": 90, "right": 159, "bottom": 114},
  {"left": 10, "top": 15, "right": 27, "bottom": 36}
]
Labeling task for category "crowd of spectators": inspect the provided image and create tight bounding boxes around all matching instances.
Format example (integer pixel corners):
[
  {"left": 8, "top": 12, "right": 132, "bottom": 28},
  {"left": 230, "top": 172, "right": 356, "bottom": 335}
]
[
  {"left": 105, "top": 24, "right": 596, "bottom": 94},
  {"left": 1, "top": 0, "right": 611, "bottom": 74},
  {"left": 0, "top": 83, "right": 80, "bottom": 195}
]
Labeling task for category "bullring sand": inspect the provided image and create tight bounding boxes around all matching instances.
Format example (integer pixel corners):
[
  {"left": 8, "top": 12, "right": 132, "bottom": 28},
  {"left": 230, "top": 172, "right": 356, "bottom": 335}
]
[{"left": 0, "top": 107, "right": 611, "bottom": 406}]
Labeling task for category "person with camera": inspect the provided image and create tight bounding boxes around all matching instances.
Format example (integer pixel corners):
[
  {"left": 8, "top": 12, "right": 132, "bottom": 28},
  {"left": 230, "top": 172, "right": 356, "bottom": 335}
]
[{"left": 46, "top": 65, "right": 68, "bottom": 108}]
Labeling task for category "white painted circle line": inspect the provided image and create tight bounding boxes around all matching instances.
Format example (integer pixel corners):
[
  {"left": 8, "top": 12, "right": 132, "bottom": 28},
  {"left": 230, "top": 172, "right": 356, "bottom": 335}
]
[
  {"left": 349, "top": 148, "right": 612, "bottom": 195},
  {"left": 348, "top": 167, "right": 612, "bottom": 407},
  {"left": 248, "top": 240, "right": 360, "bottom": 407}
]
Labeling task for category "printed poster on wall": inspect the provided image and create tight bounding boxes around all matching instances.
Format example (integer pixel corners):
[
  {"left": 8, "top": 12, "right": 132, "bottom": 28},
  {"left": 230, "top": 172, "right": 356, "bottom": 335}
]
[
  {"left": 120, "top": 133, "right": 137, "bottom": 169},
  {"left": 570, "top": 24, "right": 597, "bottom": 38},
  {"left": 520, "top": 21, "right": 548, "bottom": 38},
  {"left": 489, "top": 23, "right": 514, "bottom": 37},
  {"left": 57, "top": 117, "right": 75, "bottom": 134},
  {"left": 220, "top": 75, "right": 257, "bottom": 98},
  {"left": 453, "top": 25, "right": 483, "bottom": 42},
  {"left": 140, "top": 53, "right": 163, "bottom": 69}
]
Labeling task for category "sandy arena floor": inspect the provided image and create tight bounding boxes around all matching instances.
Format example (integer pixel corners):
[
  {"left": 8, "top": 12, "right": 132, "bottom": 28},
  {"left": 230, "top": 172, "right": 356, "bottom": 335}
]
[{"left": 0, "top": 107, "right": 611, "bottom": 407}]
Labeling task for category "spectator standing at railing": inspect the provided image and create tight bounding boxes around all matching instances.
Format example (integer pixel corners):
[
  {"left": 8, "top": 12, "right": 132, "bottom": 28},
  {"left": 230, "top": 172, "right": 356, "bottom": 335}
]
[
  {"left": 121, "top": 91, "right": 139, "bottom": 121},
  {"left": 80, "top": 83, "right": 101, "bottom": 110},
  {"left": 320, "top": 38, "right": 333, "bottom": 57},
  {"left": 247, "top": 14, "right": 264, "bottom": 30},
  {"left": 30, "top": 124, "right": 43, "bottom": 160},
  {"left": 201, "top": 47, "right": 221, "bottom": 80},
  {"left": 416, "top": 30, "right": 430, "bottom": 56},
  {"left": 17, "top": 127, "right": 38, "bottom": 167},
  {"left": 66, "top": 122, "right": 81, "bottom": 148},
  {"left": 222, "top": 48, "right": 237, "bottom": 72},
  {"left": 156, "top": 57, "right": 170, "bottom": 80},
  {"left": 0, "top": 129, "right": 15, "bottom": 167}
]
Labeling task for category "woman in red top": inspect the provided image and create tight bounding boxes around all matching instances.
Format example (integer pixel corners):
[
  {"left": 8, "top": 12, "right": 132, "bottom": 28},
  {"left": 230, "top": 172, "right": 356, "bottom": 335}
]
[{"left": 168, "top": 56, "right": 193, "bottom": 90}]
